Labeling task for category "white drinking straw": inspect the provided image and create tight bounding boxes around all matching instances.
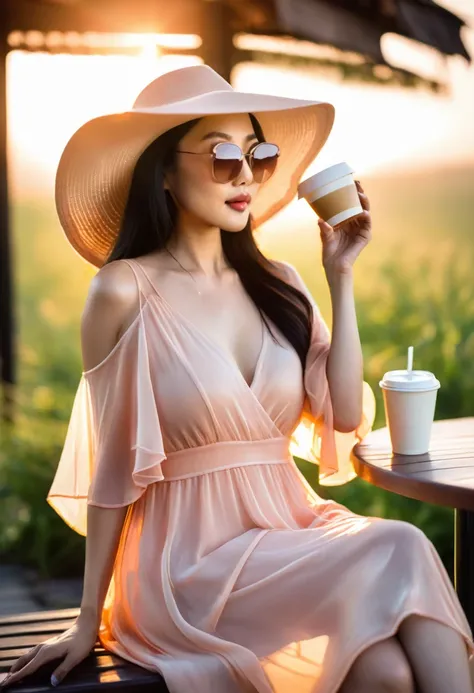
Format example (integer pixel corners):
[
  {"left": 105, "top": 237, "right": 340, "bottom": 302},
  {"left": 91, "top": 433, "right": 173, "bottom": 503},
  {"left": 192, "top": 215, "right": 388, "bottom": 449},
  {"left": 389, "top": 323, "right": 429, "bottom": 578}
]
[{"left": 407, "top": 345, "right": 414, "bottom": 372}]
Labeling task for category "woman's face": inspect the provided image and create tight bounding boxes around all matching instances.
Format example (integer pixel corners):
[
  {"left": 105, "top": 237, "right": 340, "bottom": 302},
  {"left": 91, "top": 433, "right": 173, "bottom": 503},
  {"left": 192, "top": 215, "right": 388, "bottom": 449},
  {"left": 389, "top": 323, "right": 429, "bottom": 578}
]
[{"left": 164, "top": 113, "right": 264, "bottom": 233}]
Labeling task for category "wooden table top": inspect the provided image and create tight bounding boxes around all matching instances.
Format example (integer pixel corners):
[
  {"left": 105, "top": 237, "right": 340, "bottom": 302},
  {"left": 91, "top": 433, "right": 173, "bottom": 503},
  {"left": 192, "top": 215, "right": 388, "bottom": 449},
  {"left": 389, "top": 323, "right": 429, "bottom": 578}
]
[{"left": 352, "top": 417, "right": 474, "bottom": 511}]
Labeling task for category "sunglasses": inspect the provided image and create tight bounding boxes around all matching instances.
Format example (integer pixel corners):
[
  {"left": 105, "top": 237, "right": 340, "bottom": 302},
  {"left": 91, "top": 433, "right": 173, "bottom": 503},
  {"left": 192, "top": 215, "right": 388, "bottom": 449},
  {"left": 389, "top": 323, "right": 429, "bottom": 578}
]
[{"left": 176, "top": 142, "right": 280, "bottom": 184}]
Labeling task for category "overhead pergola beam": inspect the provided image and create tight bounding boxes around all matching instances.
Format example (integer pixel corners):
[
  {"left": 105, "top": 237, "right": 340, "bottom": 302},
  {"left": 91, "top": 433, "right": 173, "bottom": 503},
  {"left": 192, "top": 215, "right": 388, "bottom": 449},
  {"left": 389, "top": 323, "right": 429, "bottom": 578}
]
[{"left": 3, "top": 0, "right": 200, "bottom": 36}]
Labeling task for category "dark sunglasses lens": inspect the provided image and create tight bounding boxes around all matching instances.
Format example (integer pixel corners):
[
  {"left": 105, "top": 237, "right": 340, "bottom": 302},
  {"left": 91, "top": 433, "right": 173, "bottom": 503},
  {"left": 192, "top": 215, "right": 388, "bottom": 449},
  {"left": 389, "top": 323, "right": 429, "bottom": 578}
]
[
  {"left": 213, "top": 143, "right": 243, "bottom": 183},
  {"left": 251, "top": 143, "right": 279, "bottom": 183}
]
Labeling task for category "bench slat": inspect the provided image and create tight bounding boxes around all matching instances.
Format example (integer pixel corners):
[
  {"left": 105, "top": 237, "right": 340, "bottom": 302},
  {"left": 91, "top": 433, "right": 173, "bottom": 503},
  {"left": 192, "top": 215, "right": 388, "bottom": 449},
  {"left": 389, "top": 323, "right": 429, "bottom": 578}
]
[
  {"left": 0, "top": 620, "right": 77, "bottom": 637},
  {"left": 0, "top": 609, "right": 80, "bottom": 626},
  {"left": 0, "top": 648, "right": 113, "bottom": 662}
]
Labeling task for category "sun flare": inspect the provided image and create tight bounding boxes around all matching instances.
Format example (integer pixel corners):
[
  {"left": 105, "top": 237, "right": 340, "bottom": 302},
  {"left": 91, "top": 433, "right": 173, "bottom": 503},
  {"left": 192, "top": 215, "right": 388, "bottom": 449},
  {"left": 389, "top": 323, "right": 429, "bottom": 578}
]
[{"left": 6, "top": 16, "right": 474, "bottom": 203}]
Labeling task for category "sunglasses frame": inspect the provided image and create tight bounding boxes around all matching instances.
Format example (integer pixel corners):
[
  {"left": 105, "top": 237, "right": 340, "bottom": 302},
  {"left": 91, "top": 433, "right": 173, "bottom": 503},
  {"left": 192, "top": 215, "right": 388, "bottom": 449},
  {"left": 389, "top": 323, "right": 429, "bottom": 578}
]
[{"left": 177, "top": 141, "right": 280, "bottom": 184}]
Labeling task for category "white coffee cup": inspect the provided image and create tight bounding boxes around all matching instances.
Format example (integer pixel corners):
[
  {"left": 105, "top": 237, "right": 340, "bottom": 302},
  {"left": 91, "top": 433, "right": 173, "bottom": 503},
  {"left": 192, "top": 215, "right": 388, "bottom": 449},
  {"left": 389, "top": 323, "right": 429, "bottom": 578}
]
[
  {"left": 379, "top": 370, "right": 441, "bottom": 455},
  {"left": 297, "top": 162, "right": 364, "bottom": 228}
]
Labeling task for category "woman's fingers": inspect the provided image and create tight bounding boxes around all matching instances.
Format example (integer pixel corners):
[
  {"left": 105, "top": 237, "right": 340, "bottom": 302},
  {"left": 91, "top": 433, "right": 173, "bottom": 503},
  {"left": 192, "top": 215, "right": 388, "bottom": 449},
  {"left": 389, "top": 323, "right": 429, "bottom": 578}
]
[
  {"left": 355, "top": 180, "right": 370, "bottom": 211},
  {"left": 2, "top": 652, "right": 46, "bottom": 688},
  {"left": 7, "top": 644, "right": 42, "bottom": 674},
  {"left": 2, "top": 644, "right": 66, "bottom": 688},
  {"left": 0, "top": 644, "right": 43, "bottom": 688},
  {"left": 0, "top": 624, "right": 96, "bottom": 690},
  {"left": 51, "top": 651, "right": 85, "bottom": 687}
]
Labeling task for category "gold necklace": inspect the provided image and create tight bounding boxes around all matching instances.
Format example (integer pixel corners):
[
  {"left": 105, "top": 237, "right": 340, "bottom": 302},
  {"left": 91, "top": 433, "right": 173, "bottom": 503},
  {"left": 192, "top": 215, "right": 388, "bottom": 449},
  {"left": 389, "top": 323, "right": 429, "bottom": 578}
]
[{"left": 165, "top": 248, "right": 202, "bottom": 296}]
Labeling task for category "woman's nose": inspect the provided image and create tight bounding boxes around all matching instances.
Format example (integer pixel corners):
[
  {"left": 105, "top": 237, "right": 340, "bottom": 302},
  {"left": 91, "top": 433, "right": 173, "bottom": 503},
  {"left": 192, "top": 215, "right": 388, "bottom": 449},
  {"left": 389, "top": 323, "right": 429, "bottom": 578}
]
[{"left": 234, "top": 156, "right": 254, "bottom": 186}]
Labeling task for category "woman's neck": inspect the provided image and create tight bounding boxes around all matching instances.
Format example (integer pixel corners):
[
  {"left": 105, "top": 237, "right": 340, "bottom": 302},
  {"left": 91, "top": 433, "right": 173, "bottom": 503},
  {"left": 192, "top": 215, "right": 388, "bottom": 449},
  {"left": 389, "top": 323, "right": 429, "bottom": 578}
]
[{"left": 164, "top": 226, "right": 230, "bottom": 277}]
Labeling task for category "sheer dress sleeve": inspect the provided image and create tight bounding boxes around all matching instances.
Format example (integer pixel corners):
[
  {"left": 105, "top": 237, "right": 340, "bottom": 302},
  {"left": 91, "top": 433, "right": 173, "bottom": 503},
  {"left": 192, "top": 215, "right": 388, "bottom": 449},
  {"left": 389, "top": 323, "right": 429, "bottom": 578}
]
[
  {"left": 281, "top": 262, "right": 376, "bottom": 485},
  {"left": 47, "top": 307, "right": 166, "bottom": 536}
]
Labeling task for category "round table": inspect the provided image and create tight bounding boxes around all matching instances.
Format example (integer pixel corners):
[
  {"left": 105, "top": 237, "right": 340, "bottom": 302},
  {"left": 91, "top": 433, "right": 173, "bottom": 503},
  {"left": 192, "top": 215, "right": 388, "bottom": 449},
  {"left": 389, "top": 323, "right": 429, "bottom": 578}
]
[{"left": 352, "top": 417, "right": 474, "bottom": 631}]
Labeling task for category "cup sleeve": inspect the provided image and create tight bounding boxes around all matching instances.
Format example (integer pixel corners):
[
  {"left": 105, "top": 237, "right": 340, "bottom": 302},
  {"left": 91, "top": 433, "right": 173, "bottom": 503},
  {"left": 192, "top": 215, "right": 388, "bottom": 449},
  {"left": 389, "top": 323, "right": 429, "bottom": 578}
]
[
  {"left": 47, "top": 314, "right": 166, "bottom": 536},
  {"left": 280, "top": 262, "right": 376, "bottom": 485}
]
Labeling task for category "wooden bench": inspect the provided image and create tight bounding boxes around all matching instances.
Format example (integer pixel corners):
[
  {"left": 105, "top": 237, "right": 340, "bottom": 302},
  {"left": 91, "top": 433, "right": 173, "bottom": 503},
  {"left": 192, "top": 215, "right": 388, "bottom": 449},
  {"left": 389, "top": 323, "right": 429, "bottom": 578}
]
[{"left": 0, "top": 608, "right": 169, "bottom": 691}]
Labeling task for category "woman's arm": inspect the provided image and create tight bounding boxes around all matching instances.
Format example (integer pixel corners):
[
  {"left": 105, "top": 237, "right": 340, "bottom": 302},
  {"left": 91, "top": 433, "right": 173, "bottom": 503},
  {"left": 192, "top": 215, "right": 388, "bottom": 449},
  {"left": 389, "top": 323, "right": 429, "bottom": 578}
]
[
  {"left": 77, "top": 505, "right": 128, "bottom": 631},
  {"left": 318, "top": 179, "right": 372, "bottom": 434},
  {"left": 325, "top": 271, "right": 363, "bottom": 433},
  {"left": 78, "top": 261, "right": 141, "bottom": 629},
  {"left": 3, "top": 262, "right": 141, "bottom": 689}
]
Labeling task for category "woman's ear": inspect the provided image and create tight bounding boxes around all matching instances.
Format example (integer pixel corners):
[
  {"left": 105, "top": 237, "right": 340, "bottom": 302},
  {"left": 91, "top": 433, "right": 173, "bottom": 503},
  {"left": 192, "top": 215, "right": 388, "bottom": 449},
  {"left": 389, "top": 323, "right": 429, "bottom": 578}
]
[
  {"left": 164, "top": 169, "right": 176, "bottom": 192},
  {"left": 164, "top": 177, "right": 178, "bottom": 206}
]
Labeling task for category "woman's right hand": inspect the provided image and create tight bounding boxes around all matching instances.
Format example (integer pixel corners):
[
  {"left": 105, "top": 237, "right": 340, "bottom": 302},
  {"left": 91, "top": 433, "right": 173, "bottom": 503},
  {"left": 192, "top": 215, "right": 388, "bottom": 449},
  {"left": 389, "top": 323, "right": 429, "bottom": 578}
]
[{"left": 1, "top": 616, "right": 99, "bottom": 689}]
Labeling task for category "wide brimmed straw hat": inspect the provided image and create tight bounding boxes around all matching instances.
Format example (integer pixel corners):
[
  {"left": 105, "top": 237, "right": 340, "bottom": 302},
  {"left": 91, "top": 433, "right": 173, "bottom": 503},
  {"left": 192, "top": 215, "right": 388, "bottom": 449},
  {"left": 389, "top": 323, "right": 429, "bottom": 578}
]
[{"left": 55, "top": 64, "right": 335, "bottom": 268}]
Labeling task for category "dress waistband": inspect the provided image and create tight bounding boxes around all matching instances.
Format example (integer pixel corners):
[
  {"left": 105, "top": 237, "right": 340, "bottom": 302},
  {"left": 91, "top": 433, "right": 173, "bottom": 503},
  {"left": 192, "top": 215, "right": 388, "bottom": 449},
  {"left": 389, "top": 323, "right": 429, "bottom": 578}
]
[{"left": 160, "top": 437, "right": 292, "bottom": 481}]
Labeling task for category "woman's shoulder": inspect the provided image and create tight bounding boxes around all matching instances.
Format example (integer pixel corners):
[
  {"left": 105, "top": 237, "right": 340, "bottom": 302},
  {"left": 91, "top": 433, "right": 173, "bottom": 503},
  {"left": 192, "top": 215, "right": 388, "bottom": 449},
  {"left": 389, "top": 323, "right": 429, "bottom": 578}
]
[
  {"left": 92, "top": 256, "right": 132, "bottom": 284},
  {"left": 86, "top": 260, "right": 141, "bottom": 325},
  {"left": 81, "top": 260, "right": 143, "bottom": 374}
]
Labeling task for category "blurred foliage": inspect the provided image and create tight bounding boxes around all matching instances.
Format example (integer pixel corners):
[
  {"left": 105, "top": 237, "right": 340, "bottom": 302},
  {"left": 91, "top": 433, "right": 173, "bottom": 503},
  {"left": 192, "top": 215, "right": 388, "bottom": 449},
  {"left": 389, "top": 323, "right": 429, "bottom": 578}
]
[
  {"left": 0, "top": 415, "right": 85, "bottom": 578},
  {"left": 0, "top": 202, "right": 89, "bottom": 577},
  {"left": 1, "top": 167, "right": 473, "bottom": 579}
]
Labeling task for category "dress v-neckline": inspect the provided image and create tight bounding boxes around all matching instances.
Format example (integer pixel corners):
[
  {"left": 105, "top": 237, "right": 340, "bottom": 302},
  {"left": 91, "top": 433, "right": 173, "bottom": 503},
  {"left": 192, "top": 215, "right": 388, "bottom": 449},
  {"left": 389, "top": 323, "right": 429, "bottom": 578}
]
[{"left": 132, "top": 259, "right": 267, "bottom": 392}]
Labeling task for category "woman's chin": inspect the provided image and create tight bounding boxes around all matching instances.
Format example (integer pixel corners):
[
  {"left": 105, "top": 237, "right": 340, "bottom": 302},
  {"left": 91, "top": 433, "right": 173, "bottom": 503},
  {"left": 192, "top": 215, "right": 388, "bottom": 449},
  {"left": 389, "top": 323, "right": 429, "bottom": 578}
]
[
  {"left": 219, "top": 210, "right": 251, "bottom": 233},
  {"left": 195, "top": 207, "right": 250, "bottom": 233},
  {"left": 222, "top": 223, "right": 248, "bottom": 233}
]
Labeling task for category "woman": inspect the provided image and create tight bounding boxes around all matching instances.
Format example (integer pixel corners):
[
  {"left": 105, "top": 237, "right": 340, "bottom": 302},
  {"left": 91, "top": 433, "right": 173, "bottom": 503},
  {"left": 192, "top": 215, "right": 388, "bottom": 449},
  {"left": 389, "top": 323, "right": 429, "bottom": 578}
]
[{"left": 2, "top": 64, "right": 473, "bottom": 693}]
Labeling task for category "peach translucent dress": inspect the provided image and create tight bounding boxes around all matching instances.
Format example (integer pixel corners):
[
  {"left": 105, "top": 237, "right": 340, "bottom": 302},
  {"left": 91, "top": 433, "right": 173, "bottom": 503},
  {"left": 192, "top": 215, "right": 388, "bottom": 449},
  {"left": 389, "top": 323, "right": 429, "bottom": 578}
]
[{"left": 47, "top": 258, "right": 474, "bottom": 693}]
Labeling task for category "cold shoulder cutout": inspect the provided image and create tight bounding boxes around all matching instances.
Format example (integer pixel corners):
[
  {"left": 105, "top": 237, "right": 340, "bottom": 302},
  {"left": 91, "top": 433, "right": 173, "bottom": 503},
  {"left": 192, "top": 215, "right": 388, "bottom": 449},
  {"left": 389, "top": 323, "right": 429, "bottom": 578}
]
[
  {"left": 278, "top": 261, "right": 376, "bottom": 485},
  {"left": 47, "top": 260, "right": 166, "bottom": 535}
]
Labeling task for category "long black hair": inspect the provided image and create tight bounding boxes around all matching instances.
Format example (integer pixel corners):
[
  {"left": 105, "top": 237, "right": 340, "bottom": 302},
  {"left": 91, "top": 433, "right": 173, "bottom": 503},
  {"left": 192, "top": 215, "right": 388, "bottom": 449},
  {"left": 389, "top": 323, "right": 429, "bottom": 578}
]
[{"left": 106, "top": 114, "right": 313, "bottom": 368}]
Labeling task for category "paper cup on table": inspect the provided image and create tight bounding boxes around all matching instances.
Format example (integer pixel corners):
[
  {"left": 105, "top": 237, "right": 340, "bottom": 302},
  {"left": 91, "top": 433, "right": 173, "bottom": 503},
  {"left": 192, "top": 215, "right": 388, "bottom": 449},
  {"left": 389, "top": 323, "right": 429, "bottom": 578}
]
[
  {"left": 297, "top": 162, "right": 364, "bottom": 228},
  {"left": 379, "top": 370, "right": 441, "bottom": 455}
]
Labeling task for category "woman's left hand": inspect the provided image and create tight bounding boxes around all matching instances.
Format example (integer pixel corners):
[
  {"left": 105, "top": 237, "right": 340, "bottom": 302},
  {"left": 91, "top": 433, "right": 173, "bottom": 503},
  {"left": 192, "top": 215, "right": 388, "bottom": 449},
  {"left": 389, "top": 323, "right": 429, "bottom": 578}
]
[{"left": 318, "top": 180, "right": 372, "bottom": 279}]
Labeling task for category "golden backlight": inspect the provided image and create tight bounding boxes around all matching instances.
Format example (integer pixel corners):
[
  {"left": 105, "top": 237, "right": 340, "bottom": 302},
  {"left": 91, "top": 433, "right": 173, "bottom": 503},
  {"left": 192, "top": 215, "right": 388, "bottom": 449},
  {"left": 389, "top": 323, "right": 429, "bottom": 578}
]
[{"left": 6, "top": 8, "right": 474, "bottom": 240}]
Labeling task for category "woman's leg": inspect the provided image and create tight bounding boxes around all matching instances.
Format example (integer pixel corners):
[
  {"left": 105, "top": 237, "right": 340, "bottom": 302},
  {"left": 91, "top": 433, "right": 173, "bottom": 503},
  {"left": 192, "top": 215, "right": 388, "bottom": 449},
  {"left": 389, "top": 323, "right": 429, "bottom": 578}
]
[
  {"left": 339, "top": 637, "right": 415, "bottom": 693},
  {"left": 397, "top": 615, "right": 473, "bottom": 693}
]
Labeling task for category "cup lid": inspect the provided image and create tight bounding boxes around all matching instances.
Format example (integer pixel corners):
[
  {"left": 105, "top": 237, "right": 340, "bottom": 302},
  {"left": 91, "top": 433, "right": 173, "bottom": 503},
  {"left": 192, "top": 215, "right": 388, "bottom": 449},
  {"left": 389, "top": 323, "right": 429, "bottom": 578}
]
[
  {"left": 297, "top": 162, "right": 355, "bottom": 199},
  {"left": 379, "top": 369, "right": 441, "bottom": 392}
]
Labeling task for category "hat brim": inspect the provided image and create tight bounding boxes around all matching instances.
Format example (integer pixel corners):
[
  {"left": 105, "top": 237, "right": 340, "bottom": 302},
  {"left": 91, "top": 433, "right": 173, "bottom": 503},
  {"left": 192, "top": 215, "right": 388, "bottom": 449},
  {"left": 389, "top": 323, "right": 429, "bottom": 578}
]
[{"left": 55, "top": 90, "right": 335, "bottom": 268}]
